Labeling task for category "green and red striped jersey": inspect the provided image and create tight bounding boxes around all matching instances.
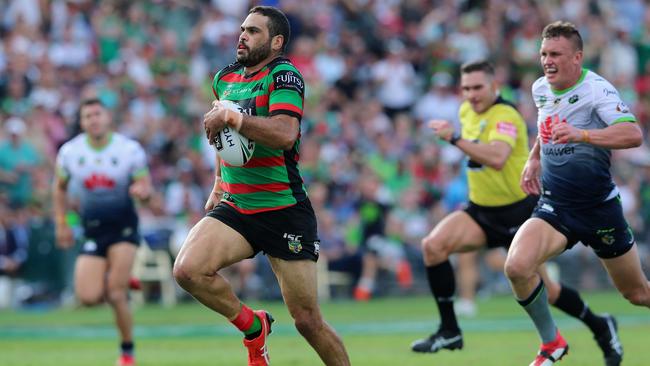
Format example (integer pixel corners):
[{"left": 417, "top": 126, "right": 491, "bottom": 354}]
[{"left": 211, "top": 57, "right": 307, "bottom": 214}]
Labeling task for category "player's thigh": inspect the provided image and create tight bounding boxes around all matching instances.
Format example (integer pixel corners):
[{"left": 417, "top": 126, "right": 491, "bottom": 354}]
[
  {"left": 106, "top": 242, "right": 138, "bottom": 290},
  {"left": 423, "top": 210, "right": 487, "bottom": 253},
  {"left": 175, "top": 216, "right": 254, "bottom": 273},
  {"left": 600, "top": 244, "right": 647, "bottom": 295},
  {"left": 267, "top": 257, "right": 319, "bottom": 316},
  {"left": 507, "top": 218, "right": 567, "bottom": 268},
  {"left": 74, "top": 254, "right": 107, "bottom": 301}
]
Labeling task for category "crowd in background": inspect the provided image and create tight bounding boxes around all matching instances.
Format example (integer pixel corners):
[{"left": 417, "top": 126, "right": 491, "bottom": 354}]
[{"left": 1, "top": 0, "right": 650, "bottom": 306}]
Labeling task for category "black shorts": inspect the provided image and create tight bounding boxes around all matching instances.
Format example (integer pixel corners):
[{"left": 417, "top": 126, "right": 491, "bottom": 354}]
[
  {"left": 532, "top": 196, "right": 634, "bottom": 259},
  {"left": 207, "top": 199, "right": 320, "bottom": 262},
  {"left": 81, "top": 219, "right": 140, "bottom": 257},
  {"left": 464, "top": 195, "right": 538, "bottom": 249}
]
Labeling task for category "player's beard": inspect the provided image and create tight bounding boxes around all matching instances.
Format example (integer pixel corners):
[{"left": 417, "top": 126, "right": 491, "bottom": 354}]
[{"left": 237, "top": 39, "right": 272, "bottom": 67}]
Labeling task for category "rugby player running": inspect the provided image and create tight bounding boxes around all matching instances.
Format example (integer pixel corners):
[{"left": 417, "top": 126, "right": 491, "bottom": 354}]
[
  {"left": 54, "top": 98, "right": 152, "bottom": 366},
  {"left": 172, "top": 6, "right": 350, "bottom": 366},
  {"left": 504, "top": 21, "right": 650, "bottom": 366}
]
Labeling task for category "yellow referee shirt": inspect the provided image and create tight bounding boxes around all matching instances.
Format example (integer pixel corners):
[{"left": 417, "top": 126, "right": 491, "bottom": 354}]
[{"left": 459, "top": 96, "right": 529, "bottom": 206}]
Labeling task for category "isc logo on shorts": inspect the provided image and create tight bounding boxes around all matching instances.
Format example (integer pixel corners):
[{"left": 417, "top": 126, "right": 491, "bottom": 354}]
[{"left": 284, "top": 233, "right": 303, "bottom": 254}]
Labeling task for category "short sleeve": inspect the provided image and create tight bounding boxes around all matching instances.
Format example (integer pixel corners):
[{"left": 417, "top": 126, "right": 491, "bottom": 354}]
[
  {"left": 269, "top": 64, "right": 304, "bottom": 120},
  {"left": 487, "top": 108, "right": 521, "bottom": 148},
  {"left": 212, "top": 71, "right": 221, "bottom": 99},
  {"left": 594, "top": 83, "right": 636, "bottom": 126}
]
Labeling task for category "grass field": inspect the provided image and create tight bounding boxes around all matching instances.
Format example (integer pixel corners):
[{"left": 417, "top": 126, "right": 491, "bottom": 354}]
[{"left": 1, "top": 291, "right": 648, "bottom": 365}]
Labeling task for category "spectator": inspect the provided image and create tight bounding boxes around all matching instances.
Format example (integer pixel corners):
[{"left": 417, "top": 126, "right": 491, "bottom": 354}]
[{"left": 0, "top": 117, "right": 41, "bottom": 208}]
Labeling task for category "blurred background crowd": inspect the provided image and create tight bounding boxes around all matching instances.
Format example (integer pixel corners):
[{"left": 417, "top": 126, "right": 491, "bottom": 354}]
[{"left": 1, "top": 0, "right": 650, "bottom": 308}]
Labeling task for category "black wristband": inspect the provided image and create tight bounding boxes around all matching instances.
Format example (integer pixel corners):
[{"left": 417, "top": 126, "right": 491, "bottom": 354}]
[{"left": 449, "top": 133, "right": 461, "bottom": 145}]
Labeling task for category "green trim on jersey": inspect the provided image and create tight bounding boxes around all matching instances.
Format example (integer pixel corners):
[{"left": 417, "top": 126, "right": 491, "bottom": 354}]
[
  {"left": 85, "top": 132, "right": 114, "bottom": 152},
  {"left": 132, "top": 167, "right": 149, "bottom": 179},
  {"left": 551, "top": 68, "right": 587, "bottom": 95},
  {"left": 611, "top": 116, "right": 637, "bottom": 124}
]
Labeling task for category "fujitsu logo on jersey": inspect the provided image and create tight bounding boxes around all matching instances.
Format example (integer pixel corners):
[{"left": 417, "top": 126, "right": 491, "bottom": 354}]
[
  {"left": 275, "top": 71, "right": 303, "bottom": 88},
  {"left": 84, "top": 173, "right": 116, "bottom": 190}
]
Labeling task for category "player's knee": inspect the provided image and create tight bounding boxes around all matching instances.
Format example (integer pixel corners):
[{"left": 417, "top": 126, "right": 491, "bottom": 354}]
[
  {"left": 622, "top": 288, "right": 649, "bottom": 306},
  {"left": 420, "top": 235, "right": 448, "bottom": 265},
  {"left": 293, "top": 309, "right": 323, "bottom": 337},
  {"left": 503, "top": 257, "right": 531, "bottom": 282},
  {"left": 77, "top": 292, "right": 103, "bottom": 306},
  {"left": 106, "top": 286, "right": 128, "bottom": 305},
  {"left": 172, "top": 261, "right": 194, "bottom": 288}
]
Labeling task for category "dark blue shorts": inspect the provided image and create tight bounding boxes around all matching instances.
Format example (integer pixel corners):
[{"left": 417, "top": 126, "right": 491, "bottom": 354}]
[
  {"left": 531, "top": 196, "right": 634, "bottom": 259},
  {"left": 207, "top": 199, "right": 320, "bottom": 262},
  {"left": 81, "top": 217, "right": 140, "bottom": 257}
]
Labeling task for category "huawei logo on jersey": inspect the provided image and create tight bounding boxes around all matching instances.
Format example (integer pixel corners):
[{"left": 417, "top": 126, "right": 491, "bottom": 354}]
[
  {"left": 84, "top": 173, "right": 116, "bottom": 190},
  {"left": 538, "top": 114, "right": 566, "bottom": 144}
]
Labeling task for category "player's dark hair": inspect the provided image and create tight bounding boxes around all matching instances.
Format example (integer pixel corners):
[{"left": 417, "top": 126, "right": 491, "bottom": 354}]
[
  {"left": 460, "top": 60, "right": 495, "bottom": 76},
  {"left": 249, "top": 6, "right": 291, "bottom": 53},
  {"left": 542, "top": 21, "right": 583, "bottom": 51},
  {"left": 80, "top": 98, "right": 105, "bottom": 109}
]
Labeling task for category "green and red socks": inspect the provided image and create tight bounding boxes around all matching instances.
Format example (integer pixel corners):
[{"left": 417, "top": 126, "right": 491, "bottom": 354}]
[{"left": 231, "top": 303, "right": 262, "bottom": 339}]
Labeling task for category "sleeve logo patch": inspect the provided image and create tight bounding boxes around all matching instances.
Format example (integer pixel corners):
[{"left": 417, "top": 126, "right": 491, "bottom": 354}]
[
  {"left": 496, "top": 121, "right": 517, "bottom": 138},
  {"left": 616, "top": 102, "right": 629, "bottom": 113},
  {"left": 274, "top": 70, "right": 304, "bottom": 93}
]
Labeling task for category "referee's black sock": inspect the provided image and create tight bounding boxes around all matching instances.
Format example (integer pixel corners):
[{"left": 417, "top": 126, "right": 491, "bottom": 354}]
[
  {"left": 120, "top": 341, "right": 134, "bottom": 356},
  {"left": 552, "top": 284, "right": 607, "bottom": 334},
  {"left": 426, "top": 261, "right": 460, "bottom": 332}
]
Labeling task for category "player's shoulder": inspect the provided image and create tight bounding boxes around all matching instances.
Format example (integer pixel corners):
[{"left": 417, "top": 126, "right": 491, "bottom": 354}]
[
  {"left": 532, "top": 75, "right": 549, "bottom": 93},
  {"left": 458, "top": 100, "right": 473, "bottom": 118},
  {"left": 58, "top": 133, "right": 86, "bottom": 155},
  {"left": 583, "top": 70, "right": 619, "bottom": 98},
  {"left": 459, "top": 100, "right": 471, "bottom": 113},
  {"left": 113, "top": 133, "right": 144, "bottom": 151},
  {"left": 214, "top": 61, "right": 243, "bottom": 82},
  {"left": 267, "top": 57, "right": 305, "bottom": 94},
  {"left": 489, "top": 97, "right": 523, "bottom": 121},
  {"left": 267, "top": 57, "right": 302, "bottom": 75}
]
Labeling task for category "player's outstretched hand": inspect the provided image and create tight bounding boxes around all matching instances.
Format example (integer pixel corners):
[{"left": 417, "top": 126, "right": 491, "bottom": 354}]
[
  {"left": 520, "top": 157, "right": 541, "bottom": 195},
  {"left": 55, "top": 222, "right": 75, "bottom": 249},
  {"left": 428, "top": 119, "right": 454, "bottom": 141}
]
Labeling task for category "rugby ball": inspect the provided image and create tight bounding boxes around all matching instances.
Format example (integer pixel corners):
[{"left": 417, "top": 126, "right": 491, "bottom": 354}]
[{"left": 212, "top": 100, "right": 255, "bottom": 166}]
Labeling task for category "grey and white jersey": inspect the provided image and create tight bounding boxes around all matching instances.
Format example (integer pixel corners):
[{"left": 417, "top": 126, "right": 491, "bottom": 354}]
[
  {"left": 532, "top": 69, "right": 636, "bottom": 209},
  {"left": 55, "top": 132, "right": 148, "bottom": 225}
]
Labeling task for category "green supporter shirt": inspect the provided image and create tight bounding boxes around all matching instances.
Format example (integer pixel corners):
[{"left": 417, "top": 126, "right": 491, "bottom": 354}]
[{"left": 212, "top": 57, "right": 307, "bottom": 214}]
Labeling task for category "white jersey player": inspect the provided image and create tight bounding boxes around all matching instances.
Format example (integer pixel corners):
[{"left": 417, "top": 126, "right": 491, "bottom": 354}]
[
  {"left": 503, "top": 21, "right": 649, "bottom": 366},
  {"left": 53, "top": 98, "right": 151, "bottom": 366}
]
